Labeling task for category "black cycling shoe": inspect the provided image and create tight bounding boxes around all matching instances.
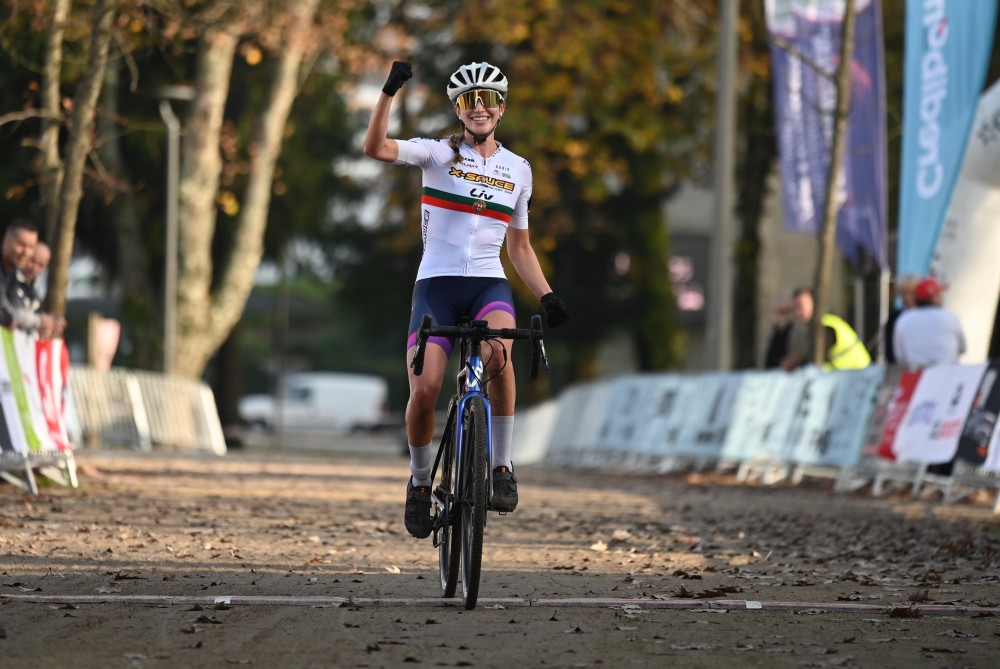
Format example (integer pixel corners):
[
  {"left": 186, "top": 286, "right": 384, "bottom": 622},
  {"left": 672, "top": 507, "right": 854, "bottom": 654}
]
[
  {"left": 404, "top": 479, "right": 434, "bottom": 538},
  {"left": 491, "top": 466, "right": 518, "bottom": 512}
]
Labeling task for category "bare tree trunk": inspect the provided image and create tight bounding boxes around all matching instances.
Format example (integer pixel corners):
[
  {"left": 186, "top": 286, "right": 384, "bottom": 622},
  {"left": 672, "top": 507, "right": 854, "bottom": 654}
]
[
  {"left": 40, "top": 0, "right": 70, "bottom": 244},
  {"left": 46, "top": 0, "right": 117, "bottom": 317},
  {"left": 174, "top": 0, "right": 320, "bottom": 379},
  {"left": 172, "top": 26, "right": 239, "bottom": 377},
  {"left": 811, "top": 0, "right": 856, "bottom": 366}
]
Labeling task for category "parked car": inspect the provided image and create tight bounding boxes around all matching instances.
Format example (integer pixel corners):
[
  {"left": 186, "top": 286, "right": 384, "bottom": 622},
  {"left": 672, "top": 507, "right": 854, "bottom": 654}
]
[{"left": 239, "top": 372, "right": 389, "bottom": 434}]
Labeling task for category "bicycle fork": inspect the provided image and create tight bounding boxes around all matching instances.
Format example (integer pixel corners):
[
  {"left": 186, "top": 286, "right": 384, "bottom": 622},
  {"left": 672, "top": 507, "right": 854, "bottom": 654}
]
[
  {"left": 461, "top": 353, "right": 494, "bottom": 508},
  {"left": 430, "top": 353, "right": 496, "bottom": 550}
]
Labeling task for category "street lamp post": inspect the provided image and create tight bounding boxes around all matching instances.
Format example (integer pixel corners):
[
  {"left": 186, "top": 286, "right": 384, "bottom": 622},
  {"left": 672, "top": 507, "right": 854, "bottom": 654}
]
[
  {"left": 156, "top": 85, "right": 194, "bottom": 376},
  {"left": 710, "top": 0, "right": 738, "bottom": 371}
]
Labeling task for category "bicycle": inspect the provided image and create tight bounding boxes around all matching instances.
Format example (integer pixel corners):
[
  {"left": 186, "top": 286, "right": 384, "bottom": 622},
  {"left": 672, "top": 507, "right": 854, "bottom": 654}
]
[{"left": 410, "top": 313, "right": 548, "bottom": 609}]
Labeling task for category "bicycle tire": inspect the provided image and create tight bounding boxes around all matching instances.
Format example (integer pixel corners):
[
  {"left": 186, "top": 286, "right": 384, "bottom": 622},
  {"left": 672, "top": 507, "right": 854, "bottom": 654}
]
[
  {"left": 438, "top": 416, "right": 461, "bottom": 598},
  {"left": 459, "top": 395, "right": 489, "bottom": 609},
  {"left": 441, "top": 512, "right": 461, "bottom": 598}
]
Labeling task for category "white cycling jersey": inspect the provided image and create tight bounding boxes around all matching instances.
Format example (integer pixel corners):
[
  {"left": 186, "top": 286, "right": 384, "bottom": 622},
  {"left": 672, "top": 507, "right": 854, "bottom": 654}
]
[{"left": 394, "top": 138, "right": 531, "bottom": 281}]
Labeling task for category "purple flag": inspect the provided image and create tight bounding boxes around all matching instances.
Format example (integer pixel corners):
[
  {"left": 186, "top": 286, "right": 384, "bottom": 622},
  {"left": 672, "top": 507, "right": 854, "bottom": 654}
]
[{"left": 766, "top": 0, "right": 889, "bottom": 269}]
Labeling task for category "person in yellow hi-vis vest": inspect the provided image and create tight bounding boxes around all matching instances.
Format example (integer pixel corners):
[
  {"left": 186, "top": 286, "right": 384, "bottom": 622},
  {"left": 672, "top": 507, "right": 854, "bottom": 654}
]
[
  {"left": 782, "top": 288, "right": 870, "bottom": 371},
  {"left": 820, "top": 313, "right": 871, "bottom": 370}
]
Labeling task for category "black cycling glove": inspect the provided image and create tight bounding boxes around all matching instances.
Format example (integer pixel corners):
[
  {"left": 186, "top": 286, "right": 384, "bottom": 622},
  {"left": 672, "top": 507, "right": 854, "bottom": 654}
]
[
  {"left": 541, "top": 292, "right": 571, "bottom": 329},
  {"left": 382, "top": 61, "right": 412, "bottom": 97}
]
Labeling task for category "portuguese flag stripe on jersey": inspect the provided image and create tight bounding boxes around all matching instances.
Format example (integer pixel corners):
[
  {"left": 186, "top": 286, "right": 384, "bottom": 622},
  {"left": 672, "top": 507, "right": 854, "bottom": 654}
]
[{"left": 422, "top": 187, "right": 513, "bottom": 223}]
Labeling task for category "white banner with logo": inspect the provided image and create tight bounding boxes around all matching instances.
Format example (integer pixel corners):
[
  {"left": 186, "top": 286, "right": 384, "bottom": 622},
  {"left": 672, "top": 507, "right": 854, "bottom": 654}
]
[
  {"left": 14, "top": 331, "right": 57, "bottom": 453},
  {"left": 0, "top": 331, "right": 75, "bottom": 456},
  {"left": 545, "top": 379, "right": 613, "bottom": 463},
  {"left": 820, "top": 365, "right": 886, "bottom": 468},
  {"left": 0, "top": 331, "right": 29, "bottom": 454},
  {"left": 635, "top": 375, "right": 691, "bottom": 458},
  {"left": 721, "top": 371, "right": 795, "bottom": 462},
  {"left": 892, "top": 362, "right": 987, "bottom": 464},
  {"left": 595, "top": 375, "right": 664, "bottom": 454},
  {"left": 785, "top": 370, "right": 842, "bottom": 466},
  {"left": 666, "top": 373, "right": 740, "bottom": 459}
]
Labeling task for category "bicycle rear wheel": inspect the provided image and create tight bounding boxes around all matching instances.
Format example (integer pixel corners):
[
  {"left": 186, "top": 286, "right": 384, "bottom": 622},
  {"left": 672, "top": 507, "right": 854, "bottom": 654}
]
[{"left": 459, "top": 395, "right": 489, "bottom": 610}]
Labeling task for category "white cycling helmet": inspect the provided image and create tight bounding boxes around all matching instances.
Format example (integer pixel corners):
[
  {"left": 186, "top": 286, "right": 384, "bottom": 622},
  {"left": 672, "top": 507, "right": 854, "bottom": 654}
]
[{"left": 446, "top": 61, "right": 509, "bottom": 102}]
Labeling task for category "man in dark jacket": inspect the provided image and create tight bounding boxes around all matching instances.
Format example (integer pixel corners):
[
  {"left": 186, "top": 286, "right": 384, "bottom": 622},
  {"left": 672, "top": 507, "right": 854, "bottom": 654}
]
[{"left": 1, "top": 218, "right": 61, "bottom": 338}]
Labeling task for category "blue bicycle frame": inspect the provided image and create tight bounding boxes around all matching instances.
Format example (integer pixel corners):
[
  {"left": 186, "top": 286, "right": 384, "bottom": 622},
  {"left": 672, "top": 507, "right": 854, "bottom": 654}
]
[{"left": 456, "top": 351, "right": 493, "bottom": 503}]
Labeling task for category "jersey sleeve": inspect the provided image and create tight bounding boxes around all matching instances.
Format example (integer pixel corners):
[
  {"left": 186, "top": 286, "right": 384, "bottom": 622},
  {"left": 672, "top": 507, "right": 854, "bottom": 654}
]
[
  {"left": 394, "top": 138, "right": 453, "bottom": 167},
  {"left": 509, "top": 161, "right": 532, "bottom": 230}
]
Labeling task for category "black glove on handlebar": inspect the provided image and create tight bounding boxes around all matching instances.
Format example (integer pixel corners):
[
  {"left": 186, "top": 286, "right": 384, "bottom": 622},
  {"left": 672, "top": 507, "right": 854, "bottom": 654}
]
[
  {"left": 382, "top": 61, "right": 412, "bottom": 97},
  {"left": 541, "top": 292, "right": 570, "bottom": 329}
]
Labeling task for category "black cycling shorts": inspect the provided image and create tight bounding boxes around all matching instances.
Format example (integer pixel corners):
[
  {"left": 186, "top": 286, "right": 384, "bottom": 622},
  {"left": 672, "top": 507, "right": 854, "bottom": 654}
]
[{"left": 407, "top": 276, "right": 516, "bottom": 358}]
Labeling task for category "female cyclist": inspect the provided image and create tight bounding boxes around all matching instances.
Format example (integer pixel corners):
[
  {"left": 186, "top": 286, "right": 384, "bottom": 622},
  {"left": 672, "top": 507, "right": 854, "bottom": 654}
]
[{"left": 364, "top": 60, "right": 570, "bottom": 538}]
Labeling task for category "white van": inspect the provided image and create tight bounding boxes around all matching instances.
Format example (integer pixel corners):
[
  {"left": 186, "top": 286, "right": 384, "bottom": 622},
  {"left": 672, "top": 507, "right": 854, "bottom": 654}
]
[{"left": 238, "top": 372, "right": 389, "bottom": 434}]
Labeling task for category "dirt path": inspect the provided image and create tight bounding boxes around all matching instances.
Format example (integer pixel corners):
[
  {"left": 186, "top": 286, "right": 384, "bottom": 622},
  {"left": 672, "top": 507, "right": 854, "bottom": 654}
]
[{"left": 1, "top": 447, "right": 999, "bottom": 668}]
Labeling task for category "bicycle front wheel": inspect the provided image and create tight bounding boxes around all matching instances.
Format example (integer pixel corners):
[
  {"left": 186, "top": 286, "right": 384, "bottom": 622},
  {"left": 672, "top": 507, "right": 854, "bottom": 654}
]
[
  {"left": 438, "top": 415, "right": 461, "bottom": 598},
  {"left": 440, "top": 512, "right": 461, "bottom": 598},
  {"left": 459, "top": 395, "right": 489, "bottom": 610}
]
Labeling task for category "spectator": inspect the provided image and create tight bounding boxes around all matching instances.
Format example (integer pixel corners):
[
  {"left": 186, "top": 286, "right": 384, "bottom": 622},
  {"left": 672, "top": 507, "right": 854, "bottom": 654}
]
[
  {"left": 781, "top": 286, "right": 870, "bottom": 371},
  {"left": 23, "top": 241, "right": 66, "bottom": 339},
  {"left": 763, "top": 297, "right": 794, "bottom": 369},
  {"left": 892, "top": 277, "right": 966, "bottom": 370},
  {"left": 0, "top": 220, "right": 62, "bottom": 338},
  {"left": 781, "top": 288, "right": 815, "bottom": 371},
  {"left": 1, "top": 218, "right": 38, "bottom": 329},
  {"left": 883, "top": 273, "right": 919, "bottom": 365},
  {"left": 820, "top": 311, "right": 871, "bottom": 370},
  {"left": 895, "top": 277, "right": 966, "bottom": 478},
  {"left": 23, "top": 240, "right": 51, "bottom": 289}
]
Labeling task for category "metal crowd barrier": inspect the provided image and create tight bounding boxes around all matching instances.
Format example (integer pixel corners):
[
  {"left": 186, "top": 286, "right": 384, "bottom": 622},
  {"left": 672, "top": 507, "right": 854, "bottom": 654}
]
[{"left": 68, "top": 367, "right": 227, "bottom": 455}]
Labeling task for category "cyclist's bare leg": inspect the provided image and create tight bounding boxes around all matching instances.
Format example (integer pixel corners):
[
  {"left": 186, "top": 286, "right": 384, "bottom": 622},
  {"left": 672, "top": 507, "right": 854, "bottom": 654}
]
[
  {"left": 481, "top": 309, "right": 516, "bottom": 416},
  {"left": 482, "top": 310, "right": 518, "bottom": 476},
  {"left": 406, "top": 343, "right": 448, "bottom": 448},
  {"left": 481, "top": 309, "right": 519, "bottom": 509},
  {"left": 403, "top": 344, "right": 446, "bottom": 537}
]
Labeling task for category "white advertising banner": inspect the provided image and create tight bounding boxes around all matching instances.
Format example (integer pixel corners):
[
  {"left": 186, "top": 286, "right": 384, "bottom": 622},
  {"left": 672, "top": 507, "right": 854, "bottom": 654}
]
[
  {"left": 636, "top": 375, "right": 695, "bottom": 458},
  {"left": 785, "top": 370, "right": 842, "bottom": 466},
  {"left": 818, "top": 365, "right": 885, "bottom": 468},
  {"left": 35, "top": 338, "right": 73, "bottom": 451},
  {"left": 762, "top": 372, "right": 817, "bottom": 462},
  {"left": 1, "top": 328, "right": 40, "bottom": 453},
  {"left": 930, "top": 80, "right": 1000, "bottom": 362},
  {"left": 721, "top": 371, "right": 795, "bottom": 462},
  {"left": 893, "top": 363, "right": 987, "bottom": 464},
  {"left": 594, "top": 375, "right": 663, "bottom": 453},
  {"left": 14, "top": 331, "right": 57, "bottom": 453},
  {"left": 545, "top": 380, "right": 614, "bottom": 462},
  {"left": 667, "top": 373, "right": 741, "bottom": 459},
  {"left": 0, "top": 332, "right": 28, "bottom": 454}
]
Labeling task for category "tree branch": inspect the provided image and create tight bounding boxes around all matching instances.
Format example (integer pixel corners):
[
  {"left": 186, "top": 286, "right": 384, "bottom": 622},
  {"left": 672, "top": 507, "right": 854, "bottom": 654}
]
[{"left": 0, "top": 109, "right": 60, "bottom": 128}]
